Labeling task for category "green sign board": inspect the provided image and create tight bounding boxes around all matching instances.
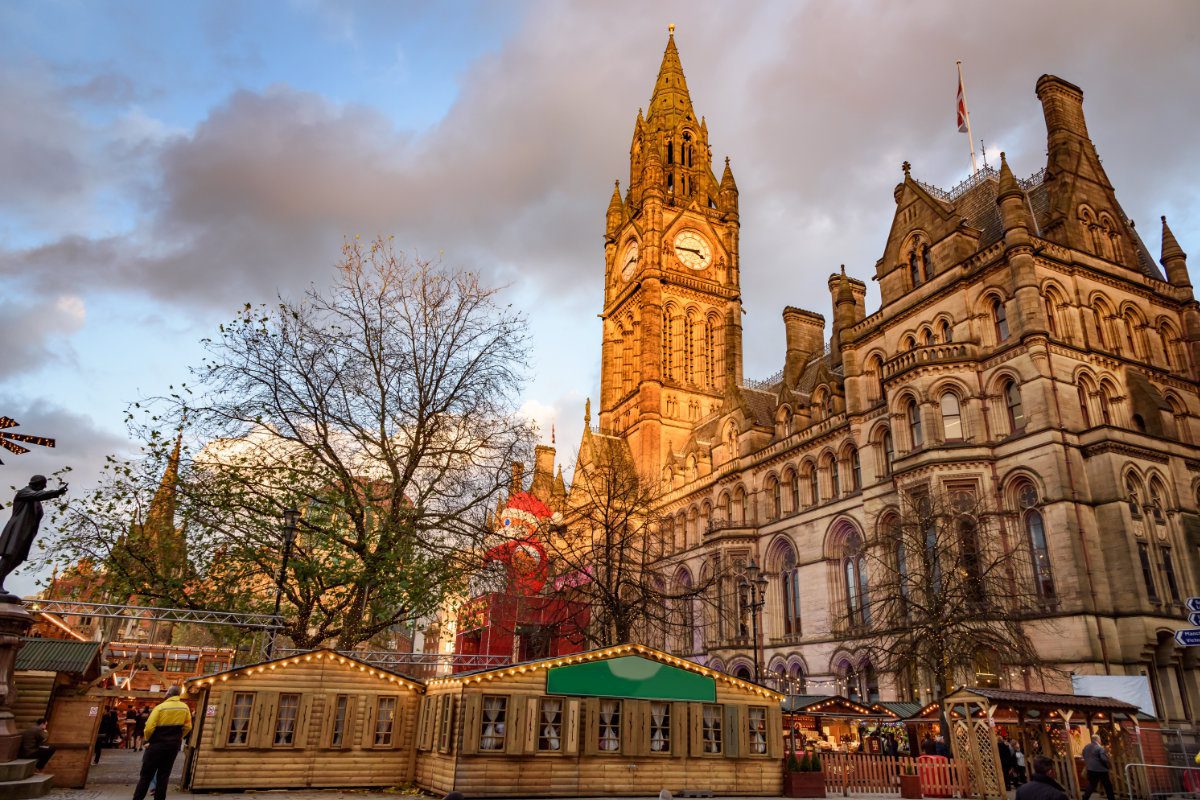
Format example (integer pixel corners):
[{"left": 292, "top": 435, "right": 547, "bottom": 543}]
[{"left": 546, "top": 655, "right": 716, "bottom": 702}]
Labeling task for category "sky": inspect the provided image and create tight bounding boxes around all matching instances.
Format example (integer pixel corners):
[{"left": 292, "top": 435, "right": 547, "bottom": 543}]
[{"left": 2, "top": 0, "right": 1199, "bottom": 596}]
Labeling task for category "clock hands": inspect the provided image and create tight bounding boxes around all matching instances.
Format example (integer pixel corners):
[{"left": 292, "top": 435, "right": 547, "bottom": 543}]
[{"left": 676, "top": 246, "right": 706, "bottom": 261}]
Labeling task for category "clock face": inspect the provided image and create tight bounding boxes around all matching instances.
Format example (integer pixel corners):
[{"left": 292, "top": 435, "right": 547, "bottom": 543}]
[
  {"left": 620, "top": 239, "right": 639, "bottom": 280},
  {"left": 673, "top": 229, "right": 712, "bottom": 270}
]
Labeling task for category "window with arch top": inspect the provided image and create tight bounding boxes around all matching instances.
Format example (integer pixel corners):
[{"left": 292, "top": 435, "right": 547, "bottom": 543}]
[
  {"left": 992, "top": 297, "right": 1010, "bottom": 342},
  {"left": 940, "top": 392, "right": 964, "bottom": 441},
  {"left": 841, "top": 530, "right": 870, "bottom": 629},
  {"left": 907, "top": 398, "right": 924, "bottom": 448},
  {"left": 1003, "top": 379, "right": 1024, "bottom": 433},
  {"left": 1016, "top": 482, "right": 1055, "bottom": 600},
  {"left": 940, "top": 319, "right": 953, "bottom": 343},
  {"left": 777, "top": 544, "right": 802, "bottom": 636}
]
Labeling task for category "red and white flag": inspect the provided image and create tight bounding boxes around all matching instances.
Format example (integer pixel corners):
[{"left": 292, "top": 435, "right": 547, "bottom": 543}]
[{"left": 956, "top": 73, "right": 969, "bottom": 133}]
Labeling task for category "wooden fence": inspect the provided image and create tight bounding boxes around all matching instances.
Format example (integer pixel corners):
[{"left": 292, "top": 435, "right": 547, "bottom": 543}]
[{"left": 820, "top": 752, "right": 973, "bottom": 797}]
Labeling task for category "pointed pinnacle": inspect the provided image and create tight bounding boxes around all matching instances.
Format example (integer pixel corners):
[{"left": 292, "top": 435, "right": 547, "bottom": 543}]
[
  {"left": 1162, "top": 215, "right": 1187, "bottom": 263},
  {"left": 997, "top": 151, "right": 1021, "bottom": 199}
]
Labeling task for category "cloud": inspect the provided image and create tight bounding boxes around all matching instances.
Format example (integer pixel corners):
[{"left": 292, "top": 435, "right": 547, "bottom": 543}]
[
  {"left": 0, "top": 397, "right": 131, "bottom": 596},
  {"left": 3, "top": 0, "right": 1200, "bottom": 399},
  {"left": 0, "top": 295, "right": 87, "bottom": 376}
]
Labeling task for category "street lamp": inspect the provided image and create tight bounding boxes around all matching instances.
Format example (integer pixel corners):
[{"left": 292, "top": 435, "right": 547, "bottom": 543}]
[
  {"left": 265, "top": 507, "right": 300, "bottom": 658},
  {"left": 743, "top": 558, "right": 770, "bottom": 683}
]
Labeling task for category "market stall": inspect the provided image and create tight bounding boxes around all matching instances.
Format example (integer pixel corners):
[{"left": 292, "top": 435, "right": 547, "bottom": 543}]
[{"left": 782, "top": 695, "right": 894, "bottom": 754}]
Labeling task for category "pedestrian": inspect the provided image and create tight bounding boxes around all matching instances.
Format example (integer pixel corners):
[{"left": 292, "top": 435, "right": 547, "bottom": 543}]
[
  {"left": 131, "top": 686, "right": 192, "bottom": 800},
  {"left": 19, "top": 718, "right": 55, "bottom": 771},
  {"left": 95, "top": 709, "right": 121, "bottom": 764},
  {"left": 998, "top": 737, "right": 1015, "bottom": 788},
  {"left": 1081, "top": 735, "right": 1116, "bottom": 800},
  {"left": 1016, "top": 755, "right": 1068, "bottom": 800},
  {"left": 124, "top": 706, "right": 137, "bottom": 748},
  {"left": 934, "top": 735, "right": 951, "bottom": 759},
  {"left": 1013, "top": 743, "right": 1028, "bottom": 786},
  {"left": 921, "top": 733, "right": 937, "bottom": 755},
  {"left": 134, "top": 708, "right": 149, "bottom": 750}
]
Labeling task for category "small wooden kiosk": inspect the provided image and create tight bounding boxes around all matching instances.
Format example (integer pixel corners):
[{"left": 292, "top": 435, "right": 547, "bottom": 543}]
[
  {"left": 415, "top": 643, "right": 785, "bottom": 797},
  {"left": 182, "top": 649, "right": 423, "bottom": 791}
]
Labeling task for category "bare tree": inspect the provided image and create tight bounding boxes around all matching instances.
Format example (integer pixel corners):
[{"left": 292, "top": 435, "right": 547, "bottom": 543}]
[
  {"left": 49, "top": 238, "right": 533, "bottom": 649},
  {"left": 861, "top": 486, "right": 1055, "bottom": 699},
  {"left": 530, "top": 434, "right": 720, "bottom": 650}
]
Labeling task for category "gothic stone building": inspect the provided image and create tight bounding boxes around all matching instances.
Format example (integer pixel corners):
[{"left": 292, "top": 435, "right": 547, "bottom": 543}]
[{"left": 588, "top": 30, "right": 1200, "bottom": 729}]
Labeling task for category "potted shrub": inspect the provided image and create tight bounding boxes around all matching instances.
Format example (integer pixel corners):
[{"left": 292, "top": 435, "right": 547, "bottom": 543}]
[
  {"left": 783, "top": 750, "right": 826, "bottom": 798},
  {"left": 899, "top": 762, "right": 922, "bottom": 799}
]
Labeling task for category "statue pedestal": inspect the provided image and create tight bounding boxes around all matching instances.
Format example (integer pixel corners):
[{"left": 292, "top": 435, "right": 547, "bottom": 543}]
[{"left": 0, "top": 602, "right": 32, "bottom": 763}]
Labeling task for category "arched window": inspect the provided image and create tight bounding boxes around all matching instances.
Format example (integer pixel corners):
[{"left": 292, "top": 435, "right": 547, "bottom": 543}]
[
  {"left": 1044, "top": 294, "right": 1059, "bottom": 338},
  {"left": 993, "top": 297, "right": 1010, "bottom": 342},
  {"left": 940, "top": 392, "right": 963, "bottom": 441},
  {"left": 840, "top": 660, "right": 861, "bottom": 701},
  {"left": 908, "top": 399, "right": 924, "bottom": 448},
  {"left": 1004, "top": 380, "right": 1025, "bottom": 433},
  {"left": 882, "top": 431, "right": 894, "bottom": 476},
  {"left": 1126, "top": 475, "right": 1144, "bottom": 519},
  {"left": 787, "top": 470, "right": 800, "bottom": 513},
  {"left": 827, "top": 454, "right": 841, "bottom": 499},
  {"left": 1092, "top": 299, "right": 1111, "bottom": 349},
  {"left": 662, "top": 309, "right": 675, "bottom": 382},
  {"left": 903, "top": 335, "right": 916, "bottom": 352},
  {"left": 940, "top": 319, "right": 953, "bottom": 343},
  {"left": 921, "top": 328, "right": 934, "bottom": 346},
  {"left": 921, "top": 246, "right": 933, "bottom": 281},
  {"left": 1099, "top": 383, "right": 1115, "bottom": 426},
  {"left": 849, "top": 447, "right": 861, "bottom": 491},
  {"left": 867, "top": 355, "right": 886, "bottom": 404},
  {"left": 778, "top": 545, "right": 802, "bottom": 636},
  {"left": 1078, "top": 381, "right": 1092, "bottom": 428},
  {"left": 841, "top": 531, "right": 869, "bottom": 628},
  {"left": 806, "top": 464, "right": 820, "bottom": 506},
  {"left": 769, "top": 478, "right": 782, "bottom": 520},
  {"left": 1017, "top": 483, "right": 1055, "bottom": 599},
  {"left": 675, "top": 569, "right": 695, "bottom": 652},
  {"left": 1166, "top": 396, "right": 1190, "bottom": 443},
  {"left": 909, "top": 250, "right": 921, "bottom": 287},
  {"left": 1149, "top": 479, "right": 1167, "bottom": 524},
  {"left": 1123, "top": 313, "right": 1140, "bottom": 357},
  {"left": 732, "top": 487, "right": 746, "bottom": 525}
]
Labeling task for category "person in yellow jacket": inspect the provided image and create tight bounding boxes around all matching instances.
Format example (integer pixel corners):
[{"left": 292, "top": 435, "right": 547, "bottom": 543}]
[{"left": 132, "top": 686, "right": 192, "bottom": 800}]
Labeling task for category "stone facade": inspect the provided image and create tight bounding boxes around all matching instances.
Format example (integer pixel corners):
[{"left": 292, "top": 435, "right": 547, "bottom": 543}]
[{"left": 591, "top": 31, "right": 1200, "bottom": 730}]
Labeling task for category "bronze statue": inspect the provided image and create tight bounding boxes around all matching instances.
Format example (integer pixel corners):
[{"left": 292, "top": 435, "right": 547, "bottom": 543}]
[{"left": 0, "top": 476, "right": 67, "bottom": 599}]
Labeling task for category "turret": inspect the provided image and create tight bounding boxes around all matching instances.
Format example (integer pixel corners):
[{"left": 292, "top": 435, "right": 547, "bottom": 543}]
[
  {"left": 829, "top": 267, "right": 859, "bottom": 369},
  {"left": 1161, "top": 216, "right": 1191, "bottom": 288},
  {"left": 1036, "top": 75, "right": 1089, "bottom": 158},
  {"left": 719, "top": 157, "right": 739, "bottom": 218},
  {"left": 996, "top": 152, "right": 1033, "bottom": 238},
  {"left": 782, "top": 307, "right": 825, "bottom": 387},
  {"left": 606, "top": 180, "right": 624, "bottom": 240}
]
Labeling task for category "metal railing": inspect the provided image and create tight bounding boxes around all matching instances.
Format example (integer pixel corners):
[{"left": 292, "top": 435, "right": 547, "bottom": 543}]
[
  {"left": 25, "top": 598, "right": 284, "bottom": 631},
  {"left": 1122, "top": 761, "right": 1200, "bottom": 799}
]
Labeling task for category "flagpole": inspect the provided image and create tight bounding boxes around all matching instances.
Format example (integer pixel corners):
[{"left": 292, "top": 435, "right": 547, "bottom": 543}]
[{"left": 957, "top": 60, "right": 979, "bottom": 175}]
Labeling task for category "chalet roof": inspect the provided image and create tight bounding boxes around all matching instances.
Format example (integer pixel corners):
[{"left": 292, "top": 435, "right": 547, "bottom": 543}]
[
  {"left": 427, "top": 643, "right": 783, "bottom": 702},
  {"left": 945, "top": 686, "right": 1139, "bottom": 713},
  {"left": 16, "top": 637, "right": 102, "bottom": 678},
  {"left": 782, "top": 693, "right": 879, "bottom": 716},
  {"left": 871, "top": 701, "right": 924, "bottom": 719},
  {"left": 182, "top": 648, "right": 424, "bottom": 693}
]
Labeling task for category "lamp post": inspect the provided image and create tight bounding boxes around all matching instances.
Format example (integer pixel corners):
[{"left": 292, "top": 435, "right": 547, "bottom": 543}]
[
  {"left": 265, "top": 507, "right": 300, "bottom": 659},
  {"left": 743, "top": 558, "right": 770, "bottom": 684}
]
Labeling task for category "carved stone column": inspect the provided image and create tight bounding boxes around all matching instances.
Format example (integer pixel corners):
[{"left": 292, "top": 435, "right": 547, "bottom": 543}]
[{"left": 0, "top": 602, "right": 33, "bottom": 762}]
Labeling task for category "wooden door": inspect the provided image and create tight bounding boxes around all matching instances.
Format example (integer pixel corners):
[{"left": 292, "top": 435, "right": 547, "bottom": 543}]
[{"left": 45, "top": 693, "right": 103, "bottom": 788}]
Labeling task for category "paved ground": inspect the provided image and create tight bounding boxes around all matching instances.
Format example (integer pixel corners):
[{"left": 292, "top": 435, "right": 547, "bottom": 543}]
[{"left": 45, "top": 751, "right": 933, "bottom": 800}]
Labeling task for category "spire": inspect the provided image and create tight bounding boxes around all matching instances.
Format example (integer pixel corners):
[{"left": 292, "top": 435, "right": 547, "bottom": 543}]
[
  {"left": 606, "top": 179, "right": 624, "bottom": 237},
  {"left": 719, "top": 156, "right": 739, "bottom": 216},
  {"left": 836, "top": 265, "right": 854, "bottom": 305},
  {"left": 584, "top": 397, "right": 591, "bottom": 426},
  {"left": 144, "top": 429, "right": 182, "bottom": 547},
  {"left": 720, "top": 157, "right": 738, "bottom": 192},
  {"left": 997, "top": 152, "right": 1020, "bottom": 200},
  {"left": 1161, "top": 215, "right": 1191, "bottom": 287},
  {"left": 647, "top": 25, "right": 695, "bottom": 127}
]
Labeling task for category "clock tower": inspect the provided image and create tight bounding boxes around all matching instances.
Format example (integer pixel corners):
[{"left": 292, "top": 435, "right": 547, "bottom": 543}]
[{"left": 600, "top": 27, "right": 744, "bottom": 476}]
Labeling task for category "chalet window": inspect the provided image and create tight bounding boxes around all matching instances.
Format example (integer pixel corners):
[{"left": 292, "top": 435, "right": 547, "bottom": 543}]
[
  {"left": 537, "top": 698, "right": 563, "bottom": 751},
  {"left": 649, "top": 702, "right": 670, "bottom": 752},
  {"left": 702, "top": 704, "right": 723, "bottom": 753},
  {"left": 747, "top": 706, "right": 768, "bottom": 754},
  {"left": 273, "top": 693, "right": 301, "bottom": 746},
  {"left": 598, "top": 700, "right": 621, "bottom": 752},
  {"left": 438, "top": 695, "right": 454, "bottom": 752},
  {"left": 331, "top": 695, "right": 350, "bottom": 747},
  {"left": 480, "top": 696, "right": 507, "bottom": 751},
  {"left": 374, "top": 696, "right": 397, "bottom": 746},
  {"left": 227, "top": 692, "right": 254, "bottom": 746}
]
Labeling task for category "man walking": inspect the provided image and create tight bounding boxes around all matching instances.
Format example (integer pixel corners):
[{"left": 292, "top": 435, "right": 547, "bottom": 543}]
[
  {"left": 1081, "top": 735, "right": 1116, "bottom": 800},
  {"left": 132, "top": 686, "right": 192, "bottom": 800},
  {"left": 1016, "top": 756, "right": 1068, "bottom": 800}
]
